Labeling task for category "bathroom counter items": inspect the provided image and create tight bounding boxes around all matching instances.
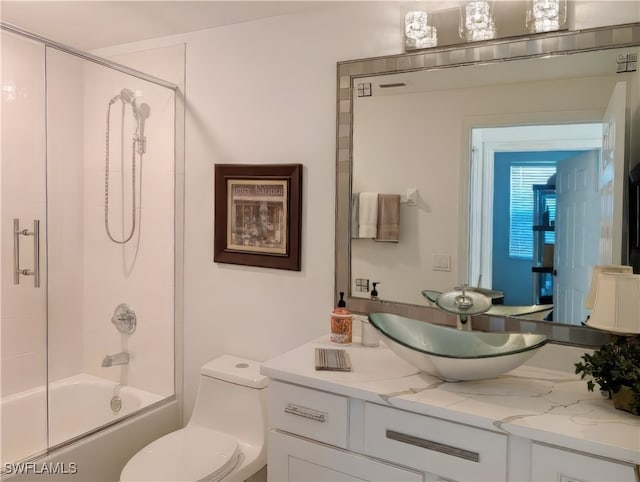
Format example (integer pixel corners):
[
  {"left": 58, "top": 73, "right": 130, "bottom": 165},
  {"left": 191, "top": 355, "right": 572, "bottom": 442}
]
[{"left": 260, "top": 336, "right": 640, "bottom": 467}]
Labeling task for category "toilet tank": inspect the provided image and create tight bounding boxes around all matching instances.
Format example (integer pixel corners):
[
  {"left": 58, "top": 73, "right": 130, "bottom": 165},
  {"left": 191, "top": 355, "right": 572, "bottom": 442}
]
[{"left": 189, "top": 355, "right": 268, "bottom": 446}]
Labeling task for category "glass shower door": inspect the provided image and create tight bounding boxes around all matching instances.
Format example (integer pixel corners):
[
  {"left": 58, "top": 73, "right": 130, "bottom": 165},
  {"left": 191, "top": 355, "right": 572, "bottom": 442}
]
[
  {"left": 1, "top": 30, "right": 49, "bottom": 465},
  {"left": 45, "top": 47, "right": 176, "bottom": 449},
  {"left": 2, "top": 29, "right": 177, "bottom": 467}
]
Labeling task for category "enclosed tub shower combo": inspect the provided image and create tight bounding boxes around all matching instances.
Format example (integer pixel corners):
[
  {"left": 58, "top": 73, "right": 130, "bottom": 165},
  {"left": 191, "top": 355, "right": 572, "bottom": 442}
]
[{"left": 1, "top": 22, "right": 181, "bottom": 477}]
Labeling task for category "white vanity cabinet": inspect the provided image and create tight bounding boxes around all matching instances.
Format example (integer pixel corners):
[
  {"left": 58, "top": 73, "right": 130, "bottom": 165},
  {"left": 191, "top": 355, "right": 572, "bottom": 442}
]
[
  {"left": 261, "top": 339, "right": 640, "bottom": 482},
  {"left": 267, "top": 380, "right": 508, "bottom": 482}
]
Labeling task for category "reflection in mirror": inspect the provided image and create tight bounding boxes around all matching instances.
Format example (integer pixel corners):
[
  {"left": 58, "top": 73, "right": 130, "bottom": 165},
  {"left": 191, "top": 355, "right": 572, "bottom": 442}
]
[
  {"left": 337, "top": 24, "right": 640, "bottom": 346},
  {"left": 350, "top": 45, "right": 636, "bottom": 326}
]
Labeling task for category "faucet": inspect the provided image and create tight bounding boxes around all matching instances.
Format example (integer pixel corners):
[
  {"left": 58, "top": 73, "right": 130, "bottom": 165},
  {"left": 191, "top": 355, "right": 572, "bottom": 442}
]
[
  {"left": 101, "top": 352, "right": 130, "bottom": 367},
  {"left": 453, "top": 287, "right": 475, "bottom": 331},
  {"left": 431, "top": 285, "right": 492, "bottom": 332}
]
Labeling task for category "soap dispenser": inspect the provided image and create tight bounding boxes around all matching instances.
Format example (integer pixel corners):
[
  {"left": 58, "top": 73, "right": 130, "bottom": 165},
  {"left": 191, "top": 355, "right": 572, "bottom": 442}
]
[
  {"left": 370, "top": 282, "right": 380, "bottom": 300},
  {"left": 331, "top": 291, "right": 352, "bottom": 344},
  {"left": 337, "top": 291, "right": 346, "bottom": 308}
]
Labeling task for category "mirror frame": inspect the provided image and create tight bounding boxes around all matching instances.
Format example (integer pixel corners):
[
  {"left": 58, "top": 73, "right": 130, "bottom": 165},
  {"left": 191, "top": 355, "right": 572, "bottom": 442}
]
[{"left": 335, "top": 23, "right": 640, "bottom": 347}]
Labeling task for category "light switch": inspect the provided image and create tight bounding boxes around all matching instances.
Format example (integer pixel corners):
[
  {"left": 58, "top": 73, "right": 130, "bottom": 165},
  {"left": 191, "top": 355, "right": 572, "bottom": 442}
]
[
  {"left": 432, "top": 254, "right": 451, "bottom": 271},
  {"left": 355, "top": 278, "right": 369, "bottom": 292}
]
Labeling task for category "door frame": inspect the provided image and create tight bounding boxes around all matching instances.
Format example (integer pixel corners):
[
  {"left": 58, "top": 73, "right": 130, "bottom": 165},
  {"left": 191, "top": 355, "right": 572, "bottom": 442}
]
[{"left": 466, "top": 124, "right": 603, "bottom": 289}]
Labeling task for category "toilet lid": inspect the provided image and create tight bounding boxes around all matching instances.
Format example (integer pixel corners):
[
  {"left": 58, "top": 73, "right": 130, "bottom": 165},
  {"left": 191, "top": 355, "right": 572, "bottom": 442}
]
[{"left": 120, "top": 426, "right": 240, "bottom": 482}]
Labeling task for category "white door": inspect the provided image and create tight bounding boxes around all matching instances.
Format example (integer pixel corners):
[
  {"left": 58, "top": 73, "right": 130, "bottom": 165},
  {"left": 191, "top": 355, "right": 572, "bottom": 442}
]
[
  {"left": 599, "top": 81, "right": 627, "bottom": 264},
  {"left": 554, "top": 150, "right": 600, "bottom": 324}
]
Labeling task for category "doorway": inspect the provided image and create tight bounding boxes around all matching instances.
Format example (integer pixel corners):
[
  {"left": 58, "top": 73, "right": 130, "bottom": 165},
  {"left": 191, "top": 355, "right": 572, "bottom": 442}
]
[{"left": 469, "top": 124, "right": 602, "bottom": 313}]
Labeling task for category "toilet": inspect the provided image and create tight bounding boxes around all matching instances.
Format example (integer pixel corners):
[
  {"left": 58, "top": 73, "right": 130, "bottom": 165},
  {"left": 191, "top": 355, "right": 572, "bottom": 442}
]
[{"left": 120, "top": 355, "right": 269, "bottom": 482}]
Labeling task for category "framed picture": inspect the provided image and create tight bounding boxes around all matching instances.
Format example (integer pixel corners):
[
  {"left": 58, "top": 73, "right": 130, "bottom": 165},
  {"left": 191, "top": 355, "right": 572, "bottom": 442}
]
[{"left": 214, "top": 164, "right": 302, "bottom": 271}]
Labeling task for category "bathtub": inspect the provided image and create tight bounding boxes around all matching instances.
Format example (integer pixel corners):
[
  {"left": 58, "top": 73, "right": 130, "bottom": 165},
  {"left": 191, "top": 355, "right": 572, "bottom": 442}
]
[{"left": 2, "top": 373, "right": 178, "bottom": 480}]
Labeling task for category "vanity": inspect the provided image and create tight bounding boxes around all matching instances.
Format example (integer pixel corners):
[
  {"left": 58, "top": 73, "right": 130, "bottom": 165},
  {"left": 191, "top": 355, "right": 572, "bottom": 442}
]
[{"left": 260, "top": 337, "right": 639, "bottom": 482}]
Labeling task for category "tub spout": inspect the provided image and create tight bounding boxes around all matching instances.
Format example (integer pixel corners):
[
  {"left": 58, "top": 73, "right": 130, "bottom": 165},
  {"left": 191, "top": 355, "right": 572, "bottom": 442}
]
[{"left": 102, "top": 352, "right": 129, "bottom": 367}]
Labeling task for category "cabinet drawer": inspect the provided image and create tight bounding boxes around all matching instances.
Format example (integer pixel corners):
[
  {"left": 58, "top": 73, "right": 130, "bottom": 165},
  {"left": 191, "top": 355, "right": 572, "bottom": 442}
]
[
  {"left": 268, "top": 430, "right": 422, "bottom": 482},
  {"left": 363, "top": 402, "right": 507, "bottom": 481},
  {"left": 269, "top": 380, "right": 349, "bottom": 448},
  {"left": 531, "top": 443, "right": 636, "bottom": 482}
]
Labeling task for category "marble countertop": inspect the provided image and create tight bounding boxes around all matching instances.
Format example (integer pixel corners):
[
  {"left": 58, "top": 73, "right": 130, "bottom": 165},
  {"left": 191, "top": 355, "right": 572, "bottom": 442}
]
[{"left": 260, "top": 336, "right": 640, "bottom": 465}]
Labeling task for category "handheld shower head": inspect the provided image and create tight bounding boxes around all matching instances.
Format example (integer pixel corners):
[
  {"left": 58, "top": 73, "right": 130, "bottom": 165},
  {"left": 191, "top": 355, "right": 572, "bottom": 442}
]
[
  {"left": 108, "top": 88, "right": 137, "bottom": 106},
  {"left": 120, "top": 88, "right": 136, "bottom": 104}
]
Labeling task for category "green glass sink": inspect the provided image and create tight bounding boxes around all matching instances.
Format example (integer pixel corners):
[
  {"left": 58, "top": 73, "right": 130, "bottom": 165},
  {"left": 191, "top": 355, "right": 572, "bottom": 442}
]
[{"left": 368, "top": 313, "right": 547, "bottom": 381}]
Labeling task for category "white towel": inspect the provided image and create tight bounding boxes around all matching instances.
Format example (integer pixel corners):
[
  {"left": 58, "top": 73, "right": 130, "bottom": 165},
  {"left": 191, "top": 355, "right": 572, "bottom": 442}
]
[{"left": 358, "top": 192, "right": 378, "bottom": 238}]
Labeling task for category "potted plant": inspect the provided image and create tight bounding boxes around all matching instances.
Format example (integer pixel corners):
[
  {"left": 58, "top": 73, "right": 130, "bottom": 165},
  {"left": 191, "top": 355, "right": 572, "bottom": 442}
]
[{"left": 575, "top": 335, "right": 640, "bottom": 415}]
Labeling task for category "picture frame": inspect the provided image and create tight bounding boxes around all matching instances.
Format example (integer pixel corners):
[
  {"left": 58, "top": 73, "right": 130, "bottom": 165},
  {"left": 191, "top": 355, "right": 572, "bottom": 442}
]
[{"left": 214, "top": 164, "right": 302, "bottom": 271}]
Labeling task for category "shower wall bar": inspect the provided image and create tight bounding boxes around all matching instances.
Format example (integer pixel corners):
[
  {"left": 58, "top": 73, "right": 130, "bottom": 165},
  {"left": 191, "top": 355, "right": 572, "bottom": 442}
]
[{"left": 0, "top": 21, "right": 178, "bottom": 91}]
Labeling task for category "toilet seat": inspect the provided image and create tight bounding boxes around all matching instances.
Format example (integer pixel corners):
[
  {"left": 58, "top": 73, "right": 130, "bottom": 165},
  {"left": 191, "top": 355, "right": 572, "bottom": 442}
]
[{"left": 120, "top": 426, "right": 240, "bottom": 482}]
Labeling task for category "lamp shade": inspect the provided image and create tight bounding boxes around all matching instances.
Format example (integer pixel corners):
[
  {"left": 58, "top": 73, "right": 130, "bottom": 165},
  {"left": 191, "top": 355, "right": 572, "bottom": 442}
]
[
  {"left": 586, "top": 273, "right": 640, "bottom": 335},
  {"left": 584, "top": 265, "right": 633, "bottom": 309}
]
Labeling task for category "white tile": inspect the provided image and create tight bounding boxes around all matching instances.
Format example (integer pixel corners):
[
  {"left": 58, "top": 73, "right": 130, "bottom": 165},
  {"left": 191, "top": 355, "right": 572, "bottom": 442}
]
[
  {"left": 1, "top": 282, "right": 46, "bottom": 319},
  {"left": 1, "top": 314, "right": 46, "bottom": 359},
  {"left": 1, "top": 351, "right": 46, "bottom": 397}
]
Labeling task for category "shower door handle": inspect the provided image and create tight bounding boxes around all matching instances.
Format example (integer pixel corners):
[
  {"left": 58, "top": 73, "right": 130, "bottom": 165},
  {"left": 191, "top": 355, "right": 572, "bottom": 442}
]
[
  {"left": 33, "top": 219, "right": 40, "bottom": 288},
  {"left": 13, "top": 219, "right": 20, "bottom": 284},
  {"left": 13, "top": 218, "right": 41, "bottom": 288}
]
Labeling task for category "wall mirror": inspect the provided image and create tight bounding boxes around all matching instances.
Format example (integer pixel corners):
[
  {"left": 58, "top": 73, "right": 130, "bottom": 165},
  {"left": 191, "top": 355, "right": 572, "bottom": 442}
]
[{"left": 336, "top": 23, "right": 640, "bottom": 346}]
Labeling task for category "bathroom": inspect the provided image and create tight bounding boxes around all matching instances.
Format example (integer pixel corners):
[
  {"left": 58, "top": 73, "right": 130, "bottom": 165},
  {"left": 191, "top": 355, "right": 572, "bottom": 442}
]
[{"left": 1, "top": 1, "right": 639, "bottom": 481}]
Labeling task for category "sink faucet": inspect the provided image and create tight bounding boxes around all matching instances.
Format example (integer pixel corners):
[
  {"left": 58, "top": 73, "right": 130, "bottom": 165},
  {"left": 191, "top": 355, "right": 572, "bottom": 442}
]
[
  {"left": 102, "top": 352, "right": 130, "bottom": 367},
  {"left": 431, "top": 285, "right": 492, "bottom": 332},
  {"left": 453, "top": 287, "right": 475, "bottom": 331}
]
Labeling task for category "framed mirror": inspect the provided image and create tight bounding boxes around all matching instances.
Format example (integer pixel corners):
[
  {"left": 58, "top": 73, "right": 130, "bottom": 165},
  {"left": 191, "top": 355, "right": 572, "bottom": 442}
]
[{"left": 335, "top": 23, "right": 640, "bottom": 346}]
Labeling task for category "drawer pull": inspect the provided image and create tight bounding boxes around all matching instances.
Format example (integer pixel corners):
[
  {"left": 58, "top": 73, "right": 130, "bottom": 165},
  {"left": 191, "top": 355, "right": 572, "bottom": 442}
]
[
  {"left": 386, "top": 429, "right": 480, "bottom": 463},
  {"left": 284, "top": 403, "right": 327, "bottom": 423}
]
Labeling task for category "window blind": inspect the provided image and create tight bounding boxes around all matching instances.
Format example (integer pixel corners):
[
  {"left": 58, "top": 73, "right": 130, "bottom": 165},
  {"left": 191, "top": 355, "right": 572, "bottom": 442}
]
[{"left": 509, "top": 165, "right": 556, "bottom": 259}]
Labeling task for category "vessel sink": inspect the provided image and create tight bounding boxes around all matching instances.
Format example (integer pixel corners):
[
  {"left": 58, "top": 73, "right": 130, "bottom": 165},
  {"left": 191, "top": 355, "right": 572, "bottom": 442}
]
[{"left": 367, "top": 313, "right": 547, "bottom": 381}]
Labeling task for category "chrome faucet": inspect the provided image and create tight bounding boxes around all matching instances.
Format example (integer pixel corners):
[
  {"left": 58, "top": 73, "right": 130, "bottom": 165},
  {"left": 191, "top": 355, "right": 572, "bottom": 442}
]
[
  {"left": 430, "top": 284, "right": 492, "bottom": 332},
  {"left": 101, "top": 352, "right": 130, "bottom": 367}
]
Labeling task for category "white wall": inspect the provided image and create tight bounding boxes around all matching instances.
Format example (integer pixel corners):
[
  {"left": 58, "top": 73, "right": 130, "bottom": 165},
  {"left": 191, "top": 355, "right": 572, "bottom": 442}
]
[
  {"left": 180, "top": 3, "right": 405, "bottom": 420},
  {"left": 93, "top": 1, "right": 640, "bottom": 422}
]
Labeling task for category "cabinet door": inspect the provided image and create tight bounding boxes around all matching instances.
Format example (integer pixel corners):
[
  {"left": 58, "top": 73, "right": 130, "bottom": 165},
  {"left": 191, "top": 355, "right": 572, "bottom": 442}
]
[
  {"left": 268, "top": 430, "right": 423, "bottom": 482},
  {"left": 531, "top": 443, "right": 636, "bottom": 482}
]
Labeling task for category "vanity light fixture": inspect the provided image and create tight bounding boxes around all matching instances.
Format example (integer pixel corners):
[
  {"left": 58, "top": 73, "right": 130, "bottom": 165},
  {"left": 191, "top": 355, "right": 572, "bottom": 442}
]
[
  {"left": 459, "top": 1, "right": 496, "bottom": 42},
  {"left": 586, "top": 272, "right": 640, "bottom": 335},
  {"left": 526, "top": 0, "right": 567, "bottom": 33},
  {"left": 404, "top": 10, "right": 437, "bottom": 50}
]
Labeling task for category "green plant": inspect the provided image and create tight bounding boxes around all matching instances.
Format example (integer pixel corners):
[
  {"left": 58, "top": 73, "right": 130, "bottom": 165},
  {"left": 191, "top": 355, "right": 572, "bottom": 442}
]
[{"left": 575, "top": 335, "right": 640, "bottom": 415}]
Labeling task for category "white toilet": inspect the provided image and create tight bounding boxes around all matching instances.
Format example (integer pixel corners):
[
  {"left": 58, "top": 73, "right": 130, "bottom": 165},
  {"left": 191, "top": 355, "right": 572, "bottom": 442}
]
[{"left": 120, "top": 355, "right": 269, "bottom": 482}]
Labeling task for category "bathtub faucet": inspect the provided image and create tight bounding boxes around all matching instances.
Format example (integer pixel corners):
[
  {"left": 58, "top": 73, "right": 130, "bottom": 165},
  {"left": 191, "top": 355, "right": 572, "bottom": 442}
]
[{"left": 101, "top": 352, "right": 130, "bottom": 367}]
